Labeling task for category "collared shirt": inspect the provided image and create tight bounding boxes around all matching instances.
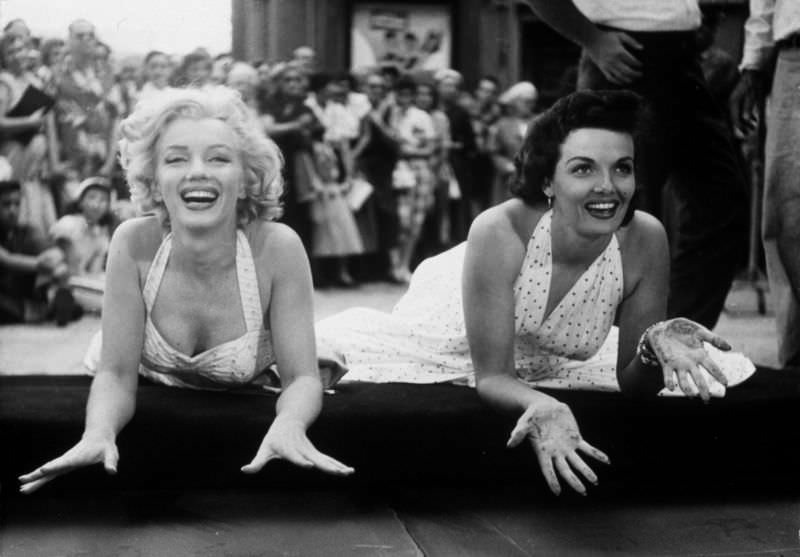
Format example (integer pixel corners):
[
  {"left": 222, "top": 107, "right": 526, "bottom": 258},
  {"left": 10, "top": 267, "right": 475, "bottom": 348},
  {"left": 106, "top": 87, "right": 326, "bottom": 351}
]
[
  {"left": 741, "top": 0, "right": 800, "bottom": 70},
  {"left": 573, "top": 0, "right": 701, "bottom": 32}
]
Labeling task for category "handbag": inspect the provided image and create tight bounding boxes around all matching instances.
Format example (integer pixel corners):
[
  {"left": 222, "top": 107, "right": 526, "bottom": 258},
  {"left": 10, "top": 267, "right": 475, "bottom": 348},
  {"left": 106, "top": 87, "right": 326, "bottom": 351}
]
[
  {"left": 392, "top": 160, "right": 416, "bottom": 190},
  {"left": 444, "top": 163, "right": 461, "bottom": 200},
  {"left": 345, "top": 178, "right": 374, "bottom": 211}
]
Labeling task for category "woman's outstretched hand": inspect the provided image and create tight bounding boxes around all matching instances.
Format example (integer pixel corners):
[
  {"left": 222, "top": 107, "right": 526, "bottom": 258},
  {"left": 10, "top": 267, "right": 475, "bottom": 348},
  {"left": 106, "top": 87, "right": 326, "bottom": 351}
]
[
  {"left": 18, "top": 434, "right": 119, "bottom": 494},
  {"left": 507, "top": 401, "right": 609, "bottom": 496},
  {"left": 648, "top": 317, "right": 732, "bottom": 401},
  {"left": 241, "top": 416, "right": 354, "bottom": 476}
]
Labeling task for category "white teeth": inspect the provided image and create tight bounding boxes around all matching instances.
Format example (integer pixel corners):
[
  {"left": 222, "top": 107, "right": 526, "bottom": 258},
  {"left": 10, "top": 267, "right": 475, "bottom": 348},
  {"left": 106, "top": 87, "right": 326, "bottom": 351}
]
[
  {"left": 181, "top": 190, "right": 217, "bottom": 201},
  {"left": 587, "top": 202, "right": 616, "bottom": 210}
]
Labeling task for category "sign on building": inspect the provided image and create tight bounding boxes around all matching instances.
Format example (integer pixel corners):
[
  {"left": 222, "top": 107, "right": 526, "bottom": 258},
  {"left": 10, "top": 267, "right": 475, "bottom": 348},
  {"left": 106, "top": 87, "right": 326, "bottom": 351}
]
[{"left": 350, "top": 3, "right": 452, "bottom": 72}]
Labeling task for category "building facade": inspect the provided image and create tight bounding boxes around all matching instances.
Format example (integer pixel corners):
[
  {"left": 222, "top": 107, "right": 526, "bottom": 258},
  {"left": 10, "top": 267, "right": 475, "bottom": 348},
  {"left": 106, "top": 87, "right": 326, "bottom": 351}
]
[{"left": 233, "top": 0, "right": 747, "bottom": 100}]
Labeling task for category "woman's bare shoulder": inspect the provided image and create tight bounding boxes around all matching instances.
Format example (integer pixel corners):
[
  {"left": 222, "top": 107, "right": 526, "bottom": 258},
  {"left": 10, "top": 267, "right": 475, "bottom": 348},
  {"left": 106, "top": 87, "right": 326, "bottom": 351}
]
[
  {"left": 467, "top": 199, "right": 545, "bottom": 274},
  {"left": 110, "top": 216, "right": 164, "bottom": 261},
  {"left": 470, "top": 199, "right": 545, "bottom": 246},
  {"left": 246, "top": 220, "right": 303, "bottom": 254},
  {"left": 618, "top": 210, "right": 668, "bottom": 258}
]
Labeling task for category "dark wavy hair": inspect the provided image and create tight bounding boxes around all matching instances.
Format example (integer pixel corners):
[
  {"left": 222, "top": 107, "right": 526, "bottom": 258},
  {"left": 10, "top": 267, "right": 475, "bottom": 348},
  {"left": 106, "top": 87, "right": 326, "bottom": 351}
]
[{"left": 509, "top": 90, "right": 647, "bottom": 226}]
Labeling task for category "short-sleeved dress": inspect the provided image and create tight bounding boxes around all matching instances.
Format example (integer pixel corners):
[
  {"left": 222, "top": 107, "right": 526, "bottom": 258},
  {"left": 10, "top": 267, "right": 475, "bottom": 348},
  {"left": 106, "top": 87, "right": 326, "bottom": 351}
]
[{"left": 316, "top": 210, "right": 624, "bottom": 390}]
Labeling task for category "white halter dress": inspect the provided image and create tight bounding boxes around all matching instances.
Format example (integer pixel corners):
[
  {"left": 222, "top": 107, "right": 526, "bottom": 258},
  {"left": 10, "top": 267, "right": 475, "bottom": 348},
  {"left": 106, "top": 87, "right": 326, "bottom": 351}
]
[
  {"left": 316, "top": 210, "right": 623, "bottom": 390},
  {"left": 85, "top": 230, "right": 278, "bottom": 391}
]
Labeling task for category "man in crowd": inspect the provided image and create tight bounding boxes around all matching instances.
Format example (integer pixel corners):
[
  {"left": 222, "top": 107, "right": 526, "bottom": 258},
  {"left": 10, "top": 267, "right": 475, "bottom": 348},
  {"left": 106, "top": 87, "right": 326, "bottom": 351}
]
[
  {"left": 730, "top": 0, "right": 800, "bottom": 368},
  {"left": 435, "top": 69, "right": 476, "bottom": 243},
  {"left": 471, "top": 75, "right": 502, "bottom": 214},
  {"left": 53, "top": 19, "right": 118, "bottom": 180},
  {"left": 525, "top": 0, "right": 749, "bottom": 330},
  {"left": 0, "top": 180, "right": 70, "bottom": 324}
]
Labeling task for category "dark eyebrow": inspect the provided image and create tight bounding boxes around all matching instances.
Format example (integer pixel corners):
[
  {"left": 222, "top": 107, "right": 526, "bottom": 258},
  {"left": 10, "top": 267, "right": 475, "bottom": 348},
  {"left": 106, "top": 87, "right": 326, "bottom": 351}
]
[{"left": 565, "top": 156, "right": 594, "bottom": 164}]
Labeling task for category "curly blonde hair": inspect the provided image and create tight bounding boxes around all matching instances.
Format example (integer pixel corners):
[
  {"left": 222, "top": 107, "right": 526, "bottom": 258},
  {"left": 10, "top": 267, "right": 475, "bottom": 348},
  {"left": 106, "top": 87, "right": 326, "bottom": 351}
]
[{"left": 118, "top": 86, "right": 283, "bottom": 227}]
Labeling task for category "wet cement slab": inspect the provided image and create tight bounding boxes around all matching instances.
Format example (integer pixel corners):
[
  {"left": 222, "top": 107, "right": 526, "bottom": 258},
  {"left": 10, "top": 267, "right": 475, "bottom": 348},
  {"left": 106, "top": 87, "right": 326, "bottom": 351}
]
[{"left": 3, "top": 487, "right": 800, "bottom": 556}]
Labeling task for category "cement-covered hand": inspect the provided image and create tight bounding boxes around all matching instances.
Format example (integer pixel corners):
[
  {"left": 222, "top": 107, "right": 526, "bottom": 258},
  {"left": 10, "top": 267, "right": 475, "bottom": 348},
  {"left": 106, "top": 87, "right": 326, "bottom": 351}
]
[
  {"left": 507, "top": 400, "right": 610, "bottom": 496},
  {"left": 648, "top": 317, "right": 732, "bottom": 401}
]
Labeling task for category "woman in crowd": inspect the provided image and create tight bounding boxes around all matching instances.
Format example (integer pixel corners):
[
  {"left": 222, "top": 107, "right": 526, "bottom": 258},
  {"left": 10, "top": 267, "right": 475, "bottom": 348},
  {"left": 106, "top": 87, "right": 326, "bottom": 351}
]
[
  {"left": 226, "top": 61, "right": 259, "bottom": 117},
  {"left": 304, "top": 73, "right": 363, "bottom": 287},
  {"left": 261, "top": 62, "right": 323, "bottom": 253},
  {"left": 171, "top": 49, "right": 212, "bottom": 89},
  {"left": 488, "top": 81, "right": 538, "bottom": 206},
  {"left": 415, "top": 79, "right": 452, "bottom": 253},
  {"left": 37, "top": 38, "right": 65, "bottom": 95},
  {"left": 139, "top": 50, "right": 171, "bottom": 99},
  {"left": 0, "top": 33, "right": 58, "bottom": 238},
  {"left": 388, "top": 75, "right": 436, "bottom": 282},
  {"left": 316, "top": 90, "right": 734, "bottom": 495},
  {"left": 19, "top": 86, "right": 353, "bottom": 494}
]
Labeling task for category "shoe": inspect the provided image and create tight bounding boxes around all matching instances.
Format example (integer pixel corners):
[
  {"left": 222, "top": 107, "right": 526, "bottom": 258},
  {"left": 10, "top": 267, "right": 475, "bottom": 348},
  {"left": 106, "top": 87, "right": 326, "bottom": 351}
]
[
  {"left": 52, "top": 287, "right": 77, "bottom": 327},
  {"left": 335, "top": 271, "right": 357, "bottom": 288},
  {"left": 387, "top": 268, "right": 410, "bottom": 285}
]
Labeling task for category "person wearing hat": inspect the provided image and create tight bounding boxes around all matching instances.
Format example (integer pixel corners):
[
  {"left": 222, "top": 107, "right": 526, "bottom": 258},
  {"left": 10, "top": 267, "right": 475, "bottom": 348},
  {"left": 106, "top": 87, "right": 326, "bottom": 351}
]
[
  {"left": 0, "top": 179, "right": 69, "bottom": 324},
  {"left": 49, "top": 176, "right": 117, "bottom": 315},
  {"left": 489, "top": 81, "right": 539, "bottom": 206}
]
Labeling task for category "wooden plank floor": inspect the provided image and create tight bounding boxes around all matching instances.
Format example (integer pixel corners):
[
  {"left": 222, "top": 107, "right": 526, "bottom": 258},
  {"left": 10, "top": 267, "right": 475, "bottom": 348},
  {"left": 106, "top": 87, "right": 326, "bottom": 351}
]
[{"left": 4, "top": 487, "right": 800, "bottom": 556}]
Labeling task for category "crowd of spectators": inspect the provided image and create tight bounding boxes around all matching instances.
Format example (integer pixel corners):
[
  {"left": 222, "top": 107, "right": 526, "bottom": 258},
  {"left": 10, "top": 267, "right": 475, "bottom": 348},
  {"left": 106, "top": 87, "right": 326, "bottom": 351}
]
[{"left": 0, "top": 16, "right": 540, "bottom": 325}]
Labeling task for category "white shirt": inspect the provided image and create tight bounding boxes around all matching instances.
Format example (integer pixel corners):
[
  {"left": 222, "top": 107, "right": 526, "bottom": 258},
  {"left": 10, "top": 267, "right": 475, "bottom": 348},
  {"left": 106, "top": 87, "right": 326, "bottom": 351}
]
[
  {"left": 346, "top": 91, "right": 372, "bottom": 120},
  {"left": 741, "top": 0, "right": 800, "bottom": 70},
  {"left": 574, "top": 0, "right": 701, "bottom": 32},
  {"left": 390, "top": 105, "right": 436, "bottom": 149}
]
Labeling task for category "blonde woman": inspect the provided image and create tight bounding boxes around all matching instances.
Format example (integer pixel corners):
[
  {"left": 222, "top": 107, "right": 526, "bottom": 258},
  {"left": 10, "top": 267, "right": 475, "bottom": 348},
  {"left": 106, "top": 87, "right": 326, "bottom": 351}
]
[{"left": 20, "top": 86, "right": 353, "bottom": 494}]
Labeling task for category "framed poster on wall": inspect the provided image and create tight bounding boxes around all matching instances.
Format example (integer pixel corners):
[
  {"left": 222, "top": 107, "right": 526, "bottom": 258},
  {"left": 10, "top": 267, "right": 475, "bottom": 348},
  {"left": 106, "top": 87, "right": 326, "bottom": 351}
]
[{"left": 350, "top": 3, "right": 452, "bottom": 72}]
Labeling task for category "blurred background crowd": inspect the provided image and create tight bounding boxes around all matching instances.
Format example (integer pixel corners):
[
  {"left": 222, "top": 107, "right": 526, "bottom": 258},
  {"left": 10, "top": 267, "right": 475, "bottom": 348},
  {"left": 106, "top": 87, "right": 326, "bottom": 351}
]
[
  {"left": 0, "top": 14, "right": 553, "bottom": 327},
  {"left": 0, "top": 8, "right": 760, "bottom": 334}
]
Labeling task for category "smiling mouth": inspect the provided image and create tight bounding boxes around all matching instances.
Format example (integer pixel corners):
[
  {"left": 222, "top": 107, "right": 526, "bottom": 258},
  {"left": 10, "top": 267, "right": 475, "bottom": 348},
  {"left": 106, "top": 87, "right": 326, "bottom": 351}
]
[
  {"left": 180, "top": 189, "right": 219, "bottom": 208},
  {"left": 584, "top": 200, "right": 621, "bottom": 219}
]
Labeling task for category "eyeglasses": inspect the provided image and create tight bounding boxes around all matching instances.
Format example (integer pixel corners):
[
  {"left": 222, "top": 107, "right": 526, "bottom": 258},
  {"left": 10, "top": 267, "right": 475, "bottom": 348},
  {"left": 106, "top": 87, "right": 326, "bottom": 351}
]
[{"left": 73, "top": 32, "right": 95, "bottom": 41}]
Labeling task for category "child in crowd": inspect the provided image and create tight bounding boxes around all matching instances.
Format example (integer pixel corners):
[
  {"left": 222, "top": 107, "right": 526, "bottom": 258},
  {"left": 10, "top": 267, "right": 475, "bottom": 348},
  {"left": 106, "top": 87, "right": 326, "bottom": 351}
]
[
  {"left": 0, "top": 179, "right": 69, "bottom": 324},
  {"left": 49, "top": 176, "right": 116, "bottom": 314}
]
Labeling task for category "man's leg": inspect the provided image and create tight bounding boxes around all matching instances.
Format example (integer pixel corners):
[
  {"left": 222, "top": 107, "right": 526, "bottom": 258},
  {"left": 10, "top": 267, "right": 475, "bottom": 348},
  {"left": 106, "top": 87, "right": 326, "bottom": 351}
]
[
  {"left": 764, "top": 50, "right": 800, "bottom": 368},
  {"left": 579, "top": 41, "right": 748, "bottom": 328},
  {"left": 665, "top": 58, "right": 748, "bottom": 328}
]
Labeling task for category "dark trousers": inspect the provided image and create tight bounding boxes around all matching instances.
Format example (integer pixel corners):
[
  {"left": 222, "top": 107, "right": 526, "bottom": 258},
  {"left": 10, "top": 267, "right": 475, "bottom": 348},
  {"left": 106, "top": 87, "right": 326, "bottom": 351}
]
[{"left": 578, "top": 30, "right": 748, "bottom": 328}]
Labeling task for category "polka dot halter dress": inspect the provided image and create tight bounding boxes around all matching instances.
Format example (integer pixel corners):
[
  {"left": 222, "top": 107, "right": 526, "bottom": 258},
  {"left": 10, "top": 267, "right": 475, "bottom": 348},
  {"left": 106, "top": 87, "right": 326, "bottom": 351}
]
[{"left": 316, "top": 210, "right": 623, "bottom": 391}]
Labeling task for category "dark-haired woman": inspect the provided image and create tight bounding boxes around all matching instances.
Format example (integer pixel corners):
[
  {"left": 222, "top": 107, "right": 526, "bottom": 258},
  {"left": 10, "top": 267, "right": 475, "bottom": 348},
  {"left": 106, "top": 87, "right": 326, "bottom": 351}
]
[{"left": 317, "top": 90, "right": 743, "bottom": 495}]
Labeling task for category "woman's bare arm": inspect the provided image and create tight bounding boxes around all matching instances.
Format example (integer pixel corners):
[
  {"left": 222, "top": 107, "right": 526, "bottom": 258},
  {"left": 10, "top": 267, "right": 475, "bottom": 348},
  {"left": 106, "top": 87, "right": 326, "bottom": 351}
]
[
  {"left": 464, "top": 207, "right": 609, "bottom": 495},
  {"left": 241, "top": 224, "right": 353, "bottom": 476},
  {"left": 19, "top": 219, "right": 148, "bottom": 493},
  {"left": 615, "top": 212, "right": 670, "bottom": 396}
]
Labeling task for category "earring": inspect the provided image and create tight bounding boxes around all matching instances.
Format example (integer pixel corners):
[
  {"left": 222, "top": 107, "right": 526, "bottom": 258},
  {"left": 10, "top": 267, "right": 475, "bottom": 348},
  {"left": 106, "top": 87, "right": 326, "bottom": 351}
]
[{"left": 547, "top": 195, "right": 553, "bottom": 208}]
